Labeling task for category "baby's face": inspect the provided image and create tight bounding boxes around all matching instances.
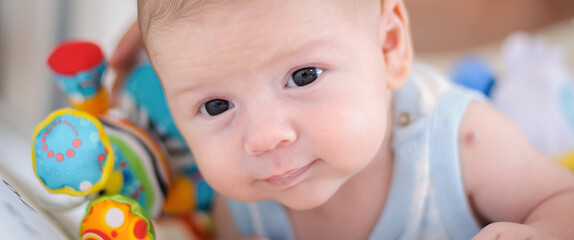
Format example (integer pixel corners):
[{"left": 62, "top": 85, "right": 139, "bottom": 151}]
[{"left": 148, "top": 0, "right": 393, "bottom": 210}]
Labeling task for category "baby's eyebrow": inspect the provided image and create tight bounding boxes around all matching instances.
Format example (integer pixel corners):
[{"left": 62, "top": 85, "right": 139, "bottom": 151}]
[
  {"left": 272, "top": 38, "right": 332, "bottom": 61},
  {"left": 164, "top": 79, "right": 203, "bottom": 98},
  {"left": 164, "top": 36, "right": 337, "bottom": 97},
  {"left": 160, "top": 61, "right": 226, "bottom": 97}
]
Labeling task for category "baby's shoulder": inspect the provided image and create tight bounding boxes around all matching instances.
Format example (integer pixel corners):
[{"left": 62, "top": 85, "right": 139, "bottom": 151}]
[
  {"left": 393, "top": 62, "right": 483, "bottom": 124},
  {"left": 458, "top": 100, "right": 574, "bottom": 223}
]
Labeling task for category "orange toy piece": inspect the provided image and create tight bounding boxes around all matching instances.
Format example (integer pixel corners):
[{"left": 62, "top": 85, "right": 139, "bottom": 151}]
[
  {"left": 81, "top": 195, "right": 155, "bottom": 240},
  {"left": 70, "top": 89, "right": 109, "bottom": 117},
  {"left": 162, "top": 176, "right": 196, "bottom": 215}
]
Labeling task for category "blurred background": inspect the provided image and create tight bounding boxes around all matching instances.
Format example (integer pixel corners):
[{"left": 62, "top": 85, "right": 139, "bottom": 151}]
[
  {"left": 0, "top": 1, "right": 136, "bottom": 137},
  {"left": 0, "top": 0, "right": 573, "bottom": 236},
  {"left": 0, "top": 1, "right": 136, "bottom": 230},
  {"left": 408, "top": 0, "right": 574, "bottom": 71}
]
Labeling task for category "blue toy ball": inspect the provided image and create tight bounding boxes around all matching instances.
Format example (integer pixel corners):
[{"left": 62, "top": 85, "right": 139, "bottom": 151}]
[{"left": 451, "top": 56, "right": 496, "bottom": 97}]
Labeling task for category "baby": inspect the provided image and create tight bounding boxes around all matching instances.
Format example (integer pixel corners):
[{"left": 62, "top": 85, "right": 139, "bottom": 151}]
[{"left": 133, "top": 0, "right": 574, "bottom": 239}]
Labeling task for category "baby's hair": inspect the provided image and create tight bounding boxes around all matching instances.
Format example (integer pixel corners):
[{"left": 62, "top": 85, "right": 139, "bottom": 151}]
[
  {"left": 138, "top": 0, "right": 207, "bottom": 41},
  {"left": 138, "top": 0, "right": 383, "bottom": 42}
]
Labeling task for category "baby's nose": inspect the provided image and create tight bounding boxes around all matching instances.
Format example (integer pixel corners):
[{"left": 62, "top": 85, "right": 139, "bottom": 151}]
[{"left": 243, "top": 110, "right": 297, "bottom": 156}]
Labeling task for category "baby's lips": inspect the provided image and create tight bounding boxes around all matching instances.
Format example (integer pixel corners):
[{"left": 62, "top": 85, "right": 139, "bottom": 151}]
[{"left": 264, "top": 160, "right": 317, "bottom": 188}]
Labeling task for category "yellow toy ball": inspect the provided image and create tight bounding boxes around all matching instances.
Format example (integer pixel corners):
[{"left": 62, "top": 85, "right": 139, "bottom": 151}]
[{"left": 558, "top": 151, "right": 574, "bottom": 173}]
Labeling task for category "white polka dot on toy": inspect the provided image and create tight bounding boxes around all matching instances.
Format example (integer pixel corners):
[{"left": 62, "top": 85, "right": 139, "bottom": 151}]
[
  {"left": 89, "top": 132, "right": 99, "bottom": 142},
  {"left": 105, "top": 207, "right": 125, "bottom": 228},
  {"left": 69, "top": 93, "right": 84, "bottom": 102},
  {"left": 80, "top": 181, "right": 93, "bottom": 191},
  {"left": 79, "top": 118, "right": 90, "bottom": 126}
]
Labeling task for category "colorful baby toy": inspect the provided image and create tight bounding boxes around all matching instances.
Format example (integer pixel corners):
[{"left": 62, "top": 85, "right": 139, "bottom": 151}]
[
  {"left": 32, "top": 108, "right": 115, "bottom": 197},
  {"left": 47, "top": 41, "right": 110, "bottom": 116},
  {"left": 30, "top": 41, "right": 213, "bottom": 239},
  {"left": 81, "top": 195, "right": 155, "bottom": 240}
]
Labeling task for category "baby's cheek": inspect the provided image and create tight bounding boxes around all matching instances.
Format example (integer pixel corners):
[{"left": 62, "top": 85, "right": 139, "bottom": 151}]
[
  {"left": 336, "top": 105, "right": 387, "bottom": 146},
  {"left": 333, "top": 110, "right": 388, "bottom": 168},
  {"left": 190, "top": 148, "right": 247, "bottom": 198}
]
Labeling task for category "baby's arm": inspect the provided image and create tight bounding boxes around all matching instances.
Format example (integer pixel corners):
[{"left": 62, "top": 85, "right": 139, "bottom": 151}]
[{"left": 460, "top": 101, "right": 574, "bottom": 239}]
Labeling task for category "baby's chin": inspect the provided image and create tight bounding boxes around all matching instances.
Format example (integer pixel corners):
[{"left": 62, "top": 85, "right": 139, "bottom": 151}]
[
  {"left": 221, "top": 188, "right": 332, "bottom": 211},
  {"left": 278, "top": 197, "right": 329, "bottom": 211},
  {"left": 274, "top": 186, "right": 340, "bottom": 211}
]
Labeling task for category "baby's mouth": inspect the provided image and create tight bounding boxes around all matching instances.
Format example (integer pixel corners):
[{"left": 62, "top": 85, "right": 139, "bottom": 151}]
[{"left": 265, "top": 160, "right": 317, "bottom": 189}]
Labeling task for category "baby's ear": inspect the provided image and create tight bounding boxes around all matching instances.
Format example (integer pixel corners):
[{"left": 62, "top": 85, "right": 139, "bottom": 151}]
[{"left": 379, "top": 1, "right": 412, "bottom": 91}]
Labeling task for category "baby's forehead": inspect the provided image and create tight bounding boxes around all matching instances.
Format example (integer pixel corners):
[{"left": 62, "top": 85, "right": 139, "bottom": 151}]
[
  {"left": 140, "top": 0, "right": 378, "bottom": 36},
  {"left": 144, "top": 0, "right": 385, "bottom": 99},
  {"left": 145, "top": 0, "right": 382, "bottom": 77}
]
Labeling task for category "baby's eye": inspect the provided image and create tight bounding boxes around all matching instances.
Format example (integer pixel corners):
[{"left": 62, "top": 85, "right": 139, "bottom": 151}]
[
  {"left": 201, "top": 99, "right": 235, "bottom": 116},
  {"left": 286, "top": 67, "right": 323, "bottom": 88}
]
